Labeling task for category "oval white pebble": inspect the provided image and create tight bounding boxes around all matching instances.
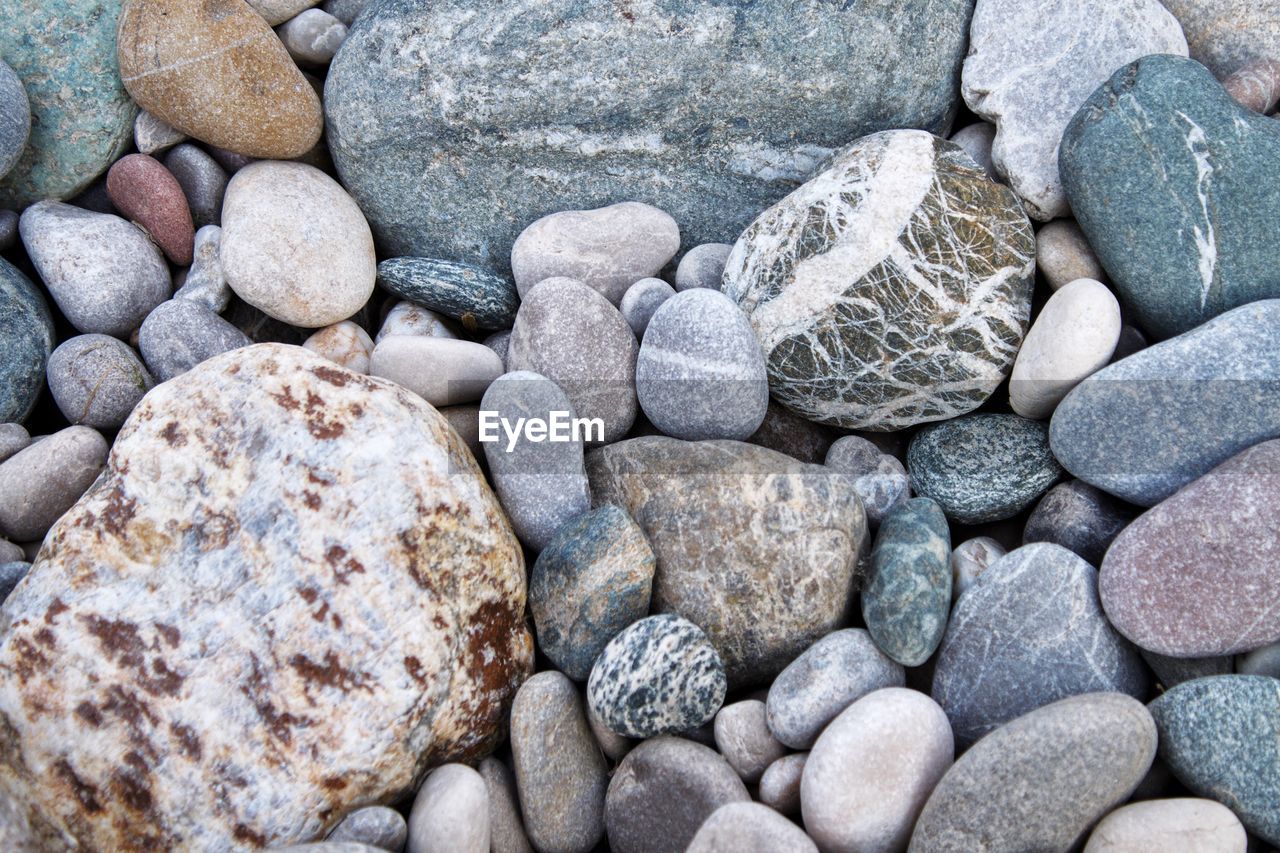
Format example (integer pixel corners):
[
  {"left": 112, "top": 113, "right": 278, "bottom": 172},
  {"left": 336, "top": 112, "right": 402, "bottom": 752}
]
[
  {"left": 1083, "top": 797, "right": 1246, "bottom": 853},
  {"left": 304, "top": 321, "right": 374, "bottom": 374},
  {"left": 370, "top": 336, "right": 504, "bottom": 407},
  {"left": 406, "top": 764, "right": 490, "bottom": 853}
]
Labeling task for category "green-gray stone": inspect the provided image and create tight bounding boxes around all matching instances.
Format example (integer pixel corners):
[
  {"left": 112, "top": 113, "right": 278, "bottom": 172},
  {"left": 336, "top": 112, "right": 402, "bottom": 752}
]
[
  {"left": 862, "top": 497, "right": 951, "bottom": 667},
  {"left": 0, "top": 257, "right": 54, "bottom": 423},
  {"left": 0, "top": 0, "right": 137, "bottom": 208},
  {"left": 1060, "top": 54, "right": 1280, "bottom": 340},
  {"left": 377, "top": 257, "right": 520, "bottom": 333}
]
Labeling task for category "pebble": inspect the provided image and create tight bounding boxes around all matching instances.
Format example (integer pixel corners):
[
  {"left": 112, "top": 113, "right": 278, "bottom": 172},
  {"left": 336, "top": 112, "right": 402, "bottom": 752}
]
[
  {"left": 1149, "top": 675, "right": 1280, "bottom": 845},
  {"left": 1111, "top": 324, "right": 1148, "bottom": 362},
  {"left": 507, "top": 277, "right": 638, "bottom": 444},
  {"left": 370, "top": 337, "right": 504, "bottom": 407},
  {"left": 248, "top": 0, "right": 320, "bottom": 26},
  {"left": 510, "top": 671, "right": 608, "bottom": 853},
  {"left": 277, "top": 844, "right": 385, "bottom": 852},
  {"left": 529, "top": 504, "right": 655, "bottom": 681},
  {"left": 1142, "top": 651, "right": 1233, "bottom": 690},
  {"left": 635, "top": 289, "right": 769, "bottom": 441},
  {"left": 0, "top": 258, "right": 54, "bottom": 423},
  {"left": 758, "top": 753, "right": 807, "bottom": 817},
  {"left": 674, "top": 244, "right": 732, "bottom": 292},
  {"left": 278, "top": 9, "right": 348, "bottom": 66},
  {"left": 962, "top": 0, "right": 1186, "bottom": 219},
  {"left": 1238, "top": 642, "right": 1280, "bottom": 677},
  {"left": 948, "top": 122, "right": 998, "bottom": 180},
  {"left": 910, "top": 693, "right": 1157, "bottom": 852},
  {"left": 1009, "top": 278, "right": 1121, "bottom": 419},
  {"left": 481, "top": 371, "right": 591, "bottom": 551},
  {"left": 133, "top": 109, "right": 186, "bottom": 156},
  {"left": 19, "top": 201, "right": 171, "bottom": 338},
  {"left": 438, "top": 405, "right": 482, "bottom": 460},
  {"left": 1023, "top": 479, "right": 1131, "bottom": 566},
  {"left": 47, "top": 334, "right": 154, "bottom": 429},
  {"left": 221, "top": 161, "right": 376, "bottom": 328},
  {"left": 406, "top": 764, "right": 490, "bottom": 853},
  {"left": 587, "top": 699, "right": 634, "bottom": 764},
  {"left": 138, "top": 299, "right": 253, "bottom": 382},
  {"left": 932, "top": 543, "right": 1150, "bottom": 745},
  {"left": 686, "top": 802, "right": 817, "bottom": 853},
  {"left": 1223, "top": 58, "right": 1280, "bottom": 114},
  {"left": 478, "top": 758, "right": 534, "bottom": 853},
  {"left": 0, "top": 58, "right": 29, "bottom": 180},
  {"left": 0, "top": 561, "right": 28, "bottom": 602},
  {"left": 1162, "top": 0, "right": 1280, "bottom": 78},
  {"left": 0, "top": 424, "right": 28, "bottom": 464},
  {"left": 327, "top": 807, "right": 407, "bottom": 851},
  {"left": 0, "top": 540, "right": 21, "bottom": 564},
  {"left": 173, "top": 226, "right": 230, "bottom": 312},
  {"left": 588, "top": 614, "right": 726, "bottom": 739},
  {"left": 0, "top": 425, "right": 108, "bottom": 542},
  {"left": 619, "top": 278, "right": 675, "bottom": 338},
  {"left": 1036, "top": 220, "right": 1110, "bottom": 290},
  {"left": 106, "top": 153, "right": 196, "bottom": 265},
  {"left": 766, "top": 629, "right": 905, "bottom": 750},
  {"left": 377, "top": 302, "right": 459, "bottom": 342},
  {"left": 724, "top": 130, "right": 1034, "bottom": 430},
  {"left": 207, "top": 145, "right": 255, "bottom": 175},
  {"left": 824, "top": 436, "right": 910, "bottom": 526},
  {"left": 908, "top": 414, "right": 1062, "bottom": 524},
  {"left": 117, "top": 0, "right": 322, "bottom": 159},
  {"left": 324, "top": 0, "right": 369, "bottom": 25},
  {"left": 303, "top": 321, "right": 374, "bottom": 374},
  {"left": 862, "top": 498, "right": 952, "bottom": 666},
  {"left": 712, "top": 700, "right": 787, "bottom": 784},
  {"left": 1084, "top": 798, "right": 1247, "bottom": 853},
  {"left": 376, "top": 257, "right": 520, "bottom": 332},
  {"left": 746, "top": 399, "right": 838, "bottom": 465},
  {"left": 0, "top": 209, "right": 16, "bottom": 250},
  {"left": 604, "top": 736, "right": 750, "bottom": 853},
  {"left": 949, "top": 537, "right": 1006, "bottom": 600},
  {"left": 164, "top": 144, "right": 228, "bottom": 229},
  {"left": 803, "top": 688, "right": 954, "bottom": 853},
  {"left": 483, "top": 331, "right": 511, "bottom": 370}
]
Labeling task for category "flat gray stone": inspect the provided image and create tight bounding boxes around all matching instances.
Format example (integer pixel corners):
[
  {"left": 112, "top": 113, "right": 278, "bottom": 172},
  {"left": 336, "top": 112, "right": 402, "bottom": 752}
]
[
  {"left": 47, "top": 334, "right": 154, "bottom": 429},
  {"left": 758, "top": 753, "right": 806, "bottom": 817},
  {"left": 1084, "top": 798, "right": 1247, "bottom": 853},
  {"left": 478, "top": 758, "right": 533, "bottom": 853},
  {"left": 712, "top": 700, "right": 787, "bottom": 784},
  {"left": 407, "top": 765, "right": 489, "bottom": 853},
  {"left": 369, "top": 337, "right": 504, "bottom": 408},
  {"left": 164, "top": 144, "right": 228, "bottom": 229}
]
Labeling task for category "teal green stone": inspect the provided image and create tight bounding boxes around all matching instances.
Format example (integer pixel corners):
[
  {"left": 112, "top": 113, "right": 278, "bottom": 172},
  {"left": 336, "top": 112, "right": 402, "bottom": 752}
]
[
  {"left": 376, "top": 257, "right": 520, "bottom": 332},
  {"left": 0, "top": 257, "right": 55, "bottom": 422},
  {"left": 862, "top": 497, "right": 951, "bottom": 666}
]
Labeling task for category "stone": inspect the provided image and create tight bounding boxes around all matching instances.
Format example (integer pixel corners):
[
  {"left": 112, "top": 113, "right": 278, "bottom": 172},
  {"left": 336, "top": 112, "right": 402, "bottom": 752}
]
[
  {"left": 908, "top": 414, "right": 1062, "bottom": 524},
  {"left": 1023, "top": 480, "right": 1131, "bottom": 566},
  {"left": 950, "top": 537, "right": 1006, "bottom": 600},
  {"left": 604, "top": 736, "right": 750, "bottom": 853},
  {"left": 587, "top": 438, "right": 867, "bottom": 685},
  {"left": 1050, "top": 300, "right": 1280, "bottom": 506},
  {"left": 687, "top": 802, "right": 817, "bottom": 853},
  {"left": 369, "top": 337, "right": 504, "bottom": 408},
  {"left": 0, "top": 542, "right": 20, "bottom": 565},
  {"left": 910, "top": 693, "right": 1157, "bottom": 853},
  {"left": 0, "top": 0, "right": 136, "bottom": 207},
  {"left": 325, "top": 0, "right": 971, "bottom": 269},
  {"left": 378, "top": 302, "right": 460, "bottom": 342},
  {"left": 803, "top": 688, "right": 953, "bottom": 853},
  {"left": 1060, "top": 55, "right": 1280, "bottom": 339},
  {"left": 1009, "top": 278, "right": 1121, "bottom": 419},
  {"left": 712, "top": 701, "right": 787, "bottom": 784},
  {"left": 1161, "top": 0, "right": 1280, "bottom": 78},
  {"left": 117, "top": 0, "right": 323, "bottom": 159},
  {"left": 766, "top": 629, "right": 905, "bottom": 751},
  {"left": 484, "top": 331, "right": 511, "bottom": 370},
  {"left": 1149, "top": 675, "right": 1280, "bottom": 845},
  {"left": 221, "top": 161, "right": 376, "bottom": 328},
  {"left": 824, "top": 436, "right": 910, "bottom": 526},
  {"left": 746, "top": 400, "right": 838, "bottom": 465},
  {"left": 932, "top": 543, "right": 1150, "bottom": 745},
  {"left": 588, "top": 614, "right": 726, "bottom": 739},
  {"left": 106, "top": 153, "right": 196, "bottom": 265},
  {"left": 529, "top": 504, "right": 655, "bottom": 681},
  {"left": 47, "top": 334, "right": 154, "bottom": 429},
  {"left": 207, "top": 146, "right": 254, "bottom": 175},
  {"left": 962, "top": 0, "right": 1186, "bottom": 220},
  {"left": 0, "top": 562, "right": 28, "bottom": 603},
  {"left": 138, "top": 299, "right": 253, "bottom": 382},
  {"left": 174, "top": 226, "right": 231, "bottom": 312},
  {"left": 1084, "top": 798, "right": 1247, "bottom": 853},
  {"left": 304, "top": 322, "right": 374, "bottom": 374},
  {"left": 508, "top": 277, "right": 638, "bottom": 444},
  {"left": 19, "top": 201, "right": 171, "bottom": 338},
  {"left": 1036, "top": 220, "right": 1109, "bottom": 290},
  {"left": 277, "top": 843, "right": 384, "bottom": 853},
  {"left": 481, "top": 372, "right": 591, "bottom": 551},
  {"left": 1223, "top": 59, "right": 1280, "bottom": 114},
  {"left": 377, "top": 258, "right": 518, "bottom": 333},
  {"left": 1101, "top": 440, "right": 1280, "bottom": 656},
  {"left": 0, "top": 59, "right": 29, "bottom": 181},
  {"left": 675, "top": 244, "right": 733, "bottom": 293},
  {"left": 164, "top": 145, "right": 228, "bottom": 229},
  {"left": 0, "top": 258, "right": 54, "bottom": 423},
  {"left": 587, "top": 700, "right": 633, "bottom": 764},
  {"left": 0, "top": 424, "right": 29, "bottom": 464},
  {"left": 324, "top": 0, "right": 368, "bottom": 25},
  {"left": 1142, "top": 652, "right": 1232, "bottom": 689},
  {"left": 327, "top": 807, "right": 407, "bottom": 851},
  {"left": 758, "top": 753, "right": 806, "bottom": 817},
  {"left": 862, "top": 498, "right": 952, "bottom": 667},
  {"left": 1239, "top": 642, "right": 1280, "bottom": 677},
  {"left": 439, "top": 406, "right": 483, "bottom": 461},
  {"left": 949, "top": 122, "right": 998, "bottom": 180},
  {"left": 133, "top": 109, "right": 186, "bottom": 156},
  {"left": 478, "top": 758, "right": 533, "bottom": 853},
  {"left": 619, "top": 278, "right": 675, "bottom": 339},
  {"left": 510, "top": 671, "right": 607, "bottom": 853},
  {"left": 0, "top": 209, "right": 16, "bottom": 250},
  {"left": 635, "top": 289, "right": 769, "bottom": 441},
  {"left": 279, "top": 9, "right": 348, "bottom": 66},
  {"left": 0, "top": 345, "right": 532, "bottom": 848},
  {"left": 724, "top": 129, "right": 1035, "bottom": 431},
  {"left": 248, "top": 0, "right": 320, "bottom": 26},
  {"left": 0, "top": 425, "right": 108, "bottom": 542},
  {"left": 406, "top": 765, "right": 490, "bottom": 853}
]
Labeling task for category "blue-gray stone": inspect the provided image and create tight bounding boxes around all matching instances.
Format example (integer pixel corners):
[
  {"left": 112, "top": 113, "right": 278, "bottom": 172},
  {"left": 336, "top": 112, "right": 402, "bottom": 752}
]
[
  {"left": 138, "top": 299, "right": 253, "bottom": 382},
  {"left": 1022, "top": 479, "right": 1132, "bottom": 565},
  {"left": 325, "top": 0, "right": 974, "bottom": 270},
  {"left": 1060, "top": 54, "right": 1280, "bottom": 339},
  {"left": 47, "top": 334, "right": 154, "bottom": 429},
  {"left": 530, "top": 504, "right": 656, "bottom": 681},
  {"left": 0, "top": 258, "right": 54, "bottom": 423},
  {"left": 377, "top": 257, "right": 520, "bottom": 333},
  {"left": 1141, "top": 650, "right": 1232, "bottom": 689},
  {"left": 1050, "top": 299, "right": 1280, "bottom": 506},
  {"left": 862, "top": 497, "right": 951, "bottom": 667},
  {"left": 0, "top": 60, "right": 30, "bottom": 181},
  {"left": 1149, "top": 675, "right": 1280, "bottom": 845},
  {"left": 0, "top": 561, "right": 29, "bottom": 602},
  {"left": 932, "top": 542, "right": 1150, "bottom": 746},
  {"left": 0, "top": 209, "right": 17, "bottom": 251},
  {"left": 907, "top": 414, "right": 1062, "bottom": 524}
]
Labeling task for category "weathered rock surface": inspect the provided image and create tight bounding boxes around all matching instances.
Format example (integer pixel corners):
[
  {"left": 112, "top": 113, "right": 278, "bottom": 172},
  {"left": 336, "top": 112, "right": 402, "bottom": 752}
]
[
  {"left": 377, "top": 258, "right": 519, "bottom": 333},
  {"left": 1162, "top": 0, "right": 1280, "bottom": 78},
  {"left": 0, "top": 258, "right": 54, "bottom": 423}
]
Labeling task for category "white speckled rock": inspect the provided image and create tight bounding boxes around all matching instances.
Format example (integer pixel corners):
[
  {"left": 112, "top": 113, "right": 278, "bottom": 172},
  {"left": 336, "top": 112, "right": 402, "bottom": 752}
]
[
  {"left": 478, "top": 758, "right": 533, "bottom": 853},
  {"left": 327, "top": 806, "right": 407, "bottom": 851},
  {"left": 713, "top": 700, "right": 788, "bottom": 784},
  {"left": 950, "top": 536, "right": 1007, "bottom": 600},
  {"left": 1009, "top": 278, "right": 1121, "bottom": 419},
  {"left": 687, "top": 802, "right": 817, "bottom": 853},
  {"left": 174, "top": 225, "right": 231, "bottom": 312},
  {"left": 279, "top": 9, "right": 347, "bottom": 66},
  {"left": 510, "top": 203, "right": 681, "bottom": 305},
  {"left": 1084, "top": 798, "right": 1246, "bottom": 853},
  {"left": 620, "top": 278, "right": 675, "bottom": 338},
  {"left": 47, "top": 334, "right": 154, "bottom": 429},
  {"left": 0, "top": 344, "right": 531, "bottom": 849},
  {"left": 221, "top": 161, "right": 375, "bottom": 327},
  {"left": 407, "top": 764, "right": 489, "bottom": 853},
  {"left": 962, "top": 0, "right": 1188, "bottom": 220},
  {"left": 759, "top": 753, "right": 807, "bottom": 817},
  {"left": 19, "top": 201, "right": 171, "bottom": 338},
  {"left": 0, "top": 425, "right": 108, "bottom": 542},
  {"left": 675, "top": 244, "right": 733, "bottom": 292},
  {"left": 370, "top": 336, "right": 504, "bottom": 407},
  {"left": 304, "top": 321, "right": 374, "bottom": 374},
  {"left": 824, "top": 436, "right": 910, "bottom": 526},
  {"left": 949, "top": 122, "right": 999, "bottom": 180},
  {"left": 247, "top": 0, "right": 320, "bottom": 26},
  {"left": 1036, "top": 220, "right": 1109, "bottom": 291},
  {"left": 134, "top": 110, "right": 186, "bottom": 156},
  {"left": 803, "top": 688, "right": 953, "bottom": 853},
  {"left": 377, "top": 301, "right": 460, "bottom": 342}
]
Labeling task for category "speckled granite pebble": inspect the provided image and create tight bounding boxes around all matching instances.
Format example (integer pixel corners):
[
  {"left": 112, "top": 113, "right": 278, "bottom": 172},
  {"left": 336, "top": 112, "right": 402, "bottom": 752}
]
[
  {"left": 377, "top": 258, "right": 519, "bottom": 333},
  {"left": 687, "top": 802, "right": 817, "bottom": 853},
  {"left": 713, "top": 700, "right": 787, "bottom": 784},
  {"left": 327, "top": 807, "right": 407, "bottom": 851},
  {"left": 478, "top": 757, "right": 533, "bottom": 853},
  {"left": 47, "top": 334, "right": 154, "bottom": 429},
  {"left": 863, "top": 498, "right": 951, "bottom": 666},
  {"left": 138, "top": 299, "right": 253, "bottom": 382},
  {"left": 1023, "top": 480, "right": 1131, "bottom": 566},
  {"left": 0, "top": 425, "right": 108, "bottom": 542},
  {"left": 675, "top": 244, "right": 732, "bottom": 293},
  {"left": 619, "top": 278, "right": 675, "bottom": 339},
  {"left": 1084, "top": 797, "right": 1246, "bottom": 853},
  {"left": 0, "top": 258, "right": 54, "bottom": 424},
  {"left": 950, "top": 537, "right": 1006, "bottom": 600},
  {"left": 407, "top": 765, "right": 490, "bottom": 853},
  {"left": 164, "top": 144, "right": 228, "bottom": 229},
  {"left": 759, "top": 752, "right": 806, "bottom": 817}
]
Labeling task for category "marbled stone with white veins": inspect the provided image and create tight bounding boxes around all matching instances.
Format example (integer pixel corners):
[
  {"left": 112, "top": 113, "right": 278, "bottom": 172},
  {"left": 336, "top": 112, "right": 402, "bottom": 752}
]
[
  {"left": 962, "top": 0, "right": 1187, "bottom": 220},
  {"left": 724, "top": 130, "right": 1034, "bottom": 431}
]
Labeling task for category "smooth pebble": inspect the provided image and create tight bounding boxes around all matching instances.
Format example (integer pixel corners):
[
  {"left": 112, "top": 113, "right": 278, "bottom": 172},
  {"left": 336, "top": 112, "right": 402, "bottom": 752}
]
[
  {"left": 47, "top": 334, "right": 154, "bottom": 429},
  {"left": 138, "top": 300, "right": 253, "bottom": 382},
  {"left": 686, "top": 802, "right": 817, "bottom": 853},
  {"left": 713, "top": 700, "right": 788, "bottom": 784},
  {"left": 303, "top": 321, "right": 374, "bottom": 374},
  {"left": 406, "top": 764, "right": 489, "bottom": 853},
  {"left": 619, "top": 278, "right": 675, "bottom": 338},
  {"left": 0, "top": 426, "right": 108, "bottom": 542},
  {"left": 674, "top": 243, "right": 732, "bottom": 292},
  {"left": 370, "top": 336, "right": 504, "bottom": 408}
]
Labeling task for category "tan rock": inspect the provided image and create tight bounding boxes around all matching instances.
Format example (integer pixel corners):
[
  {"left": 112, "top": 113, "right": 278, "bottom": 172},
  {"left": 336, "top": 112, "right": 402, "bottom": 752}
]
[{"left": 117, "top": 0, "right": 322, "bottom": 159}]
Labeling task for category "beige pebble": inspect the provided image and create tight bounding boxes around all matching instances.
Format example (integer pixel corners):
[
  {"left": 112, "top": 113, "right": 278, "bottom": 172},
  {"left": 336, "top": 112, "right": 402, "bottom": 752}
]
[
  {"left": 303, "top": 321, "right": 374, "bottom": 374},
  {"left": 0, "top": 426, "right": 108, "bottom": 542},
  {"left": 1036, "top": 220, "right": 1108, "bottom": 290}
]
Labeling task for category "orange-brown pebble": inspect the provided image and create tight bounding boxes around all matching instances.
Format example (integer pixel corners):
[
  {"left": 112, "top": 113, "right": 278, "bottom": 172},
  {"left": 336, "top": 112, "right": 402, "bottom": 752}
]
[
  {"left": 106, "top": 153, "right": 195, "bottom": 265},
  {"left": 1223, "top": 58, "right": 1280, "bottom": 114}
]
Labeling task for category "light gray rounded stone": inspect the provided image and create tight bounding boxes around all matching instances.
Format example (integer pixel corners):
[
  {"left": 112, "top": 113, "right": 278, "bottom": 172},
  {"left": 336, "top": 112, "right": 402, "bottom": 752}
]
[
  {"left": 483, "top": 330, "right": 511, "bottom": 370},
  {"left": 377, "top": 301, "right": 460, "bottom": 342},
  {"left": 0, "top": 540, "right": 22, "bottom": 564},
  {"left": 303, "top": 321, "right": 374, "bottom": 375},
  {"left": 686, "top": 802, "right": 817, "bottom": 853},
  {"left": 950, "top": 536, "right": 1007, "bottom": 600},
  {"left": 47, "top": 334, "right": 154, "bottom": 429},
  {"left": 0, "top": 423, "right": 28, "bottom": 464},
  {"left": 619, "top": 278, "right": 675, "bottom": 338},
  {"left": 406, "top": 764, "right": 489, "bottom": 853},
  {"left": 766, "top": 628, "right": 906, "bottom": 750},
  {"left": 247, "top": 0, "right": 321, "bottom": 26},
  {"left": 133, "top": 109, "right": 186, "bottom": 156},
  {"left": 759, "top": 752, "right": 807, "bottom": 817},
  {"left": 824, "top": 436, "right": 910, "bottom": 526},
  {"left": 327, "top": 806, "right": 407, "bottom": 851},
  {"left": 478, "top": 758, "right": 533, "bottom": 853},
  {"left": 279, "top": 9, "right": 348, "bottom": 66},
  {"left": 1083, "top": 797, "right": 1247, "bottom": 853},
  {"left": 713, "top": 700, "right": 788, "bottom": 784},
  {"left": 675, "top": 243, "right": 733, "bottom": 292},
  {"left": 138, "top": 299, "right": 253, "bottom": 382},
  {"left": 323, "top": 0, "right": 369, "bottom": 25},
  {"left": 0, "top": 425, "right": 108, "bottom": 542},
  {"left": 587, "top": 700, "right": 634, "bottom": 764},
  {"left": 174, "top": 225, "right": 231, "bottom": 313},
  {"left": 949, "top": 122, "right": 998, "bottom": 181},
  {"left": 636, "top": 289, "right": 768, "bottom": 441},
  {"left": 370, "top": 336, "right": 504, "bottom": 407},
  {"left": 19, "top": 201, "right": 171, "bottom": 338},
  {"left": 164, "top": 144, "right": 228, "bottom": 229},
  {"left": 1037, "top": 219, "right": 1109, "bottom": 290}
]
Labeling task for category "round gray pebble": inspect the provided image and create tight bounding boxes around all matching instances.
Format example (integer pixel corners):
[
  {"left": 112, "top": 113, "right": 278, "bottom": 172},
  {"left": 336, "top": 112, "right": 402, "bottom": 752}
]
[
  {"left": 327, "top": 806, "right": 407, "bottom": 851},
  {"left": 483, "top": 330, "right": 511, "bottom": 370},
  {"left": 138, "top": 299, "right": 253, "bottom": 382},
  {"left": 674, "top": 243, "right": 733, "bottom": 292},
  {"left": 686, "top": 802, "right": 817, "bottom": 853},
  {"left": 164, "top": 144, "right": 229, "bottom": 229},
  {"left": 406, "top": 764, "right": 489, "bottom": 853},
  {"left": 1022, "top": 479, "right": 1132, "bottom": 566},
  {"left": 713, "top": 700, "right": 788, "bottom": 784},
  {"left": 279, "top": 9, "right": 348, "bottom": 66},
  {"left": 174, "top": 225, "right": 231, "bottom": 313},
  {"left": 619, "top": 277, "right": 675, "bottom": 338},
  {"left": 478, "top": 757, "right": 533, "bottom": 853},
  {"left": 759, "top": 752, "right": 807, "bottom": 817},
  {"left": 0, "top": 425, "right": 108, "bottom": 542},
  {"left": 825, "top": 436, "right": 910, "bottom": 526},
  {"left": 0, "top": 423, "right": 29, "bottom": 463},
  {"left": 0, "top": 540, "right": 22, "bottom": 563},
  {"left": 47, "top": 334, "right": 154, "bottom": 429}
]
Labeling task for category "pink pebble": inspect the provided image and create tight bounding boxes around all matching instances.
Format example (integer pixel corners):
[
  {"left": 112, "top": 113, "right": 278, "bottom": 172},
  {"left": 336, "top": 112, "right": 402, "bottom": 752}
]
[
  {"left": 1223, "top": 58, "right": 1280, "bottom": 115},
  {"left": 106, "top": 153, "right": 196, "bottom": 265}
]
